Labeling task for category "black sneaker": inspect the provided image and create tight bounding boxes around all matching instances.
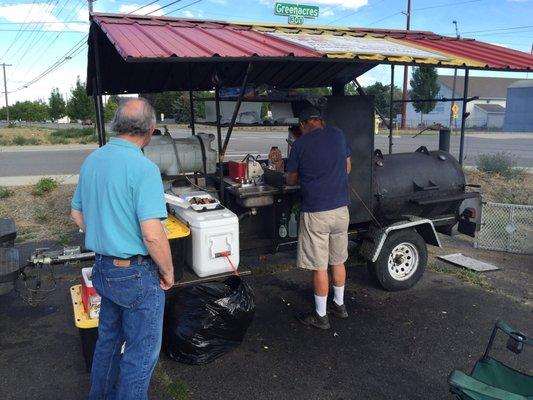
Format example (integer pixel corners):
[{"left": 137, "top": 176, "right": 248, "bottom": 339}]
[
  {"left": 327, "top": 302, "right": 348, "bottom": 319},
  {"left": 298, "top": 311, "right": 330, "bottom": 330}
]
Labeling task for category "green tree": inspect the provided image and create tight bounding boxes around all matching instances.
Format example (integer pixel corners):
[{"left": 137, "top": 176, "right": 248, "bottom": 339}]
[
  {"left": 9, "top": 100, "right": 49, "bottom": 121},
  {"left": 410, "top": 66, "right": 440, "bottom": 124},
  {"left": 363, "top": 82, "right": 402, "bottom": 117},
  {"left": 66, "top": 77, "right": 94, "bottom": 121},
  {"left": 104, "top": 97, "right": 119, "bottom": 122},
  {"left": 48, "top": 87, "right": 66, "bottom": 121}
]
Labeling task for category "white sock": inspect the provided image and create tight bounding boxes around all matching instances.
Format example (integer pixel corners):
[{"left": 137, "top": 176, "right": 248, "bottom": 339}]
[
  {"left": 333, "top": 285, "right": 345, "bottom": 306},
  {"left": 314, "top": 294, "right": 327, "bottom": 317}
]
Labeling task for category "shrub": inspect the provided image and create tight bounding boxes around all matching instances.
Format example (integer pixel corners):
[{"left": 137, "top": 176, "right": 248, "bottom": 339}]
[
  {"left": 0, "top": 186, "right": 14, "bottom": 199},
  {"left": 11, "top": 135, "right": 40, "bottom": 146},
  {"left": 32, "top": 177, "right": 58, "bottom": 196},
  {"left": 50, "top": 127, "right": 94, "bottom": 139},
  {"left": 49, "top": 135, "right": 69, "bottom": 145},
  {"left": 477, "top": 152, "right": 520, "bottom": 177},
  {"left": 78, "top": 134, "right": 98, "bottom": 144}
]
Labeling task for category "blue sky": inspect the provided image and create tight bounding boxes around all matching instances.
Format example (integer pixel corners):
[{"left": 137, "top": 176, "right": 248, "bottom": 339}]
[{"left": 0, "top": 0, "right": 532, "bottom": 104}]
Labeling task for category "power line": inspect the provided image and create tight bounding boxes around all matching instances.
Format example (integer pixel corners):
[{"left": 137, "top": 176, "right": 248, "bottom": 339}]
[
  {"left": 0, "top": 20, "right": 87, "bottom": 25},
  {"left": 7, "top": 0, "right": 59, "bottom": 61},
  {"left": 18, "top": 0, "right": 88, "bottom": 81},
  {"left": 146, "top": 0, "right": 184, "bottom": 15},
  {"left": 163, "top": 0, "right": 203, "bottom": 16},
  {"left": 0, "top": 0, "right": 38, "bottom": 61},
  {"left": 327, "top": 0, "right": 387, "bottom": 25},
  {"left": 126, "top": 0, "right": 161, "bottom": 14},
  {"left": 412, "top": 0, "right": 484, "bottom": 11}
]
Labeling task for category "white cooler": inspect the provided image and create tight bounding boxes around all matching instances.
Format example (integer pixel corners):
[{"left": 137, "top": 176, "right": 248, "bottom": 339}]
[{"left": 170, "top": 203, "right": 239, "bottom": 277}]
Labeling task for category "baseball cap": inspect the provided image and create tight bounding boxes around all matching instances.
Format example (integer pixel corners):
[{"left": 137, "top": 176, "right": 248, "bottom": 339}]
[{"left": 298, "top": 106, "right": 323, "bottom": 122}]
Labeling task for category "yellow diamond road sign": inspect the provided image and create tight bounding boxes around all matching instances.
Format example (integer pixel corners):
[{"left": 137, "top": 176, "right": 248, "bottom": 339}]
[{"left": 451, "top": 103, "right": 460, "bottom": 117}]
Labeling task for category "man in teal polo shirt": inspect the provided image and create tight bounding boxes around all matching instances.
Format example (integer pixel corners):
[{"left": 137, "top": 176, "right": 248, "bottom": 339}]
[{"left": 70, "top": 98, "right": 174, "bottom": 400}]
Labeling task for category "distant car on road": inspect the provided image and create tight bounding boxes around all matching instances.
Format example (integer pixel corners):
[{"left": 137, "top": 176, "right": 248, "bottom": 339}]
[{"left": 82, "top": 119, "right": 93, "bottom": 126}]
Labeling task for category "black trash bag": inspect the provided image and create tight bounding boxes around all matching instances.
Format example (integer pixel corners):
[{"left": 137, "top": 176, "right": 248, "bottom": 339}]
[{"left": 164, "top": 276, "right": 255, "bottom": 365}]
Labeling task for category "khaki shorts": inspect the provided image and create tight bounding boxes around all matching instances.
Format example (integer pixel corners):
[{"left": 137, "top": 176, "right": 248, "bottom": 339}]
[{"left": 297, "top": 206, "right": 349, "bottom": 271}]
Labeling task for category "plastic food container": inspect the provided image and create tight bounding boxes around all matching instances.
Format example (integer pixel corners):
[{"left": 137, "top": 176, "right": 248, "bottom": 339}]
[
  {"left": 81, "top": 267, "right": 101, "bottom": 319},
  {"left": 182, "top": 192, "right": 220, "bottom": 211}
]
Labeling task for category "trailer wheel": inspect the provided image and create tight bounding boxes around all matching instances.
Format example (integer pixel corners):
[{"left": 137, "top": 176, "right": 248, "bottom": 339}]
[{"left": 367, "top": 229, "right": 427, "bottom": 291}]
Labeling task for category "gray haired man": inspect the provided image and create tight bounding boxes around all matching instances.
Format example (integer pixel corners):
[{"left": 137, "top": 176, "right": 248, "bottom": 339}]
[{"left": 70, "top": 98, "right": 174, "bottom": 399}]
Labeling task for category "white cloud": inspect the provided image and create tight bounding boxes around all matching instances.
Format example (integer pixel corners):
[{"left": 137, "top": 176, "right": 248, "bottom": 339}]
[
  {"left": 322, "top": 9, "right": 335, "bottom": 17},
  {"left": 259, "top": 0, "right": 368, "bottom": 10},
  {"left": 118, "top": 4, "right": 164, "bottom": 16},
  {"left": 0, "top": 2, "right": 87, "bottom": 32},
  {"left": 183, "top": 10, "right": 195, "bottom": 18}
]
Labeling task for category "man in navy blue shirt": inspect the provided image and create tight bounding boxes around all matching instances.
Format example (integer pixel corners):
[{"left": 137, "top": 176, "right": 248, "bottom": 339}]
[{"left": 285, "top": 106, "right": 351, "bottom": 330}]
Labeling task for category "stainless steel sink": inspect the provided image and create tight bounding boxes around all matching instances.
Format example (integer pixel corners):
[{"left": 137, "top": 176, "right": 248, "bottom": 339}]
[
  {"left": 235, "top": 185, "right": 279, "bottom": 196},
  {"left": 227, "top": 184, "right": 279, "bottom": 208}
]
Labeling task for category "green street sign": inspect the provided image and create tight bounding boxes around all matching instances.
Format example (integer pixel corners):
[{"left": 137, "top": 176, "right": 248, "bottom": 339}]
[{"left": 274, "top": 2, "right": 319, "bottom": 19}]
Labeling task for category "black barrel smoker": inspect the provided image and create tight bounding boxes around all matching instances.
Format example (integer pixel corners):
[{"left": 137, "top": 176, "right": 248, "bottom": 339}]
[{"left": 324, "top": 96, "right": 482, "bottom": 291}]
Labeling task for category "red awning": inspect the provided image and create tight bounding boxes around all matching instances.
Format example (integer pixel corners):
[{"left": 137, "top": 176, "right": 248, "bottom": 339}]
[{"left": 87, "top": 13, "right": 533, "bottom": 94}]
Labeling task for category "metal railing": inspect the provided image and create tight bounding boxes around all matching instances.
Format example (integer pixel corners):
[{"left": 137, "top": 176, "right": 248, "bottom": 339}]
[{"left": 475, "top": 202, "right": 533, "bottom": 255}]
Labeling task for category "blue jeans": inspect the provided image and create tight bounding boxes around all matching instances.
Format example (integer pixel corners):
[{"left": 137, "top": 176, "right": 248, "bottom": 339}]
[{"left": 88, "top": 255, "right": 164, "bottom": 400}]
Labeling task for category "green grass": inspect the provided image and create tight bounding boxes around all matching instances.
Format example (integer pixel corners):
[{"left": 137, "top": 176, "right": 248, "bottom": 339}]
[
  {"left": 32, "top": 177, "right": 58, "bottom": 196},
  {"left": 153, "top": 363, "right": 189, "bottom": 400},
  {"left": 34, "top": 209, "right": 50, "bottom": 223},
  {"left": 427, "top": 261, "right": 493, "bottom": 290},
  {"left": 0, "top": 186, "right": 14, "bottom": 199},
  {"left": 15, "top": 227, "right": 37, "bottom": 243},
  {"left": 58, "top": 233, "right": 71, "bottom": 246},
  {"left": 12, "top": 135, "right": 40, "bottom": 145}
]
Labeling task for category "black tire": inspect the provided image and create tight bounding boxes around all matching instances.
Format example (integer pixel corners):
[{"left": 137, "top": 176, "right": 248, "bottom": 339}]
[{"left": 366, "top": 229, "right": 427, "bottom": 291}]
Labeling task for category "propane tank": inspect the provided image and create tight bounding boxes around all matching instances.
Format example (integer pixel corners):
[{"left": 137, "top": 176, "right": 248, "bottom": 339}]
[{"left": 143, "top": 132, "right": 217, "bottom": 176}]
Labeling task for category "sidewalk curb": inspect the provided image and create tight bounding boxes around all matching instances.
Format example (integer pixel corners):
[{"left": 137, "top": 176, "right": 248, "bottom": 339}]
[
  {"left": 0, "top": 144, "right": 98, "bottom": 153},
  {"left": 0, "top": 175, "right": 79, "bottom": 186}
]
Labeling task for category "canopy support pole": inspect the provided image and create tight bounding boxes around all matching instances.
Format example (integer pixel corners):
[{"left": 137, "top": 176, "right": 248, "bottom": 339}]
[
  {"left": 187, "top": 64, "right": 196, "bottom": 136},
  {"left": 91, "top": 30, "right": 106, "bottom": 147},
  {"left": 221, "top": 62, "right": 253, "bottom": 157},
  {"left": 215, "top": 85, "right": 224, "bottom": 202},
  {"left": 459, "top": 68, "right": 469, "bottom": 165},
  {"left": 189, "top": 90, "right": 196, "bottom": 135},
  {"left": 388, "top": 64, "right": 395, "bottom": 154}
]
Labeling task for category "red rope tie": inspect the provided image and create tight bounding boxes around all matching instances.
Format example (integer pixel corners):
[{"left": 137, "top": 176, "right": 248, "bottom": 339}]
[{"left": 220, "top": 251, "right": 239, "bottom": 277}]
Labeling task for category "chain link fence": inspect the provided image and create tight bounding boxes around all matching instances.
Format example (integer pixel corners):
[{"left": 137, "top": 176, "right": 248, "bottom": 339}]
[{"left": 475, "top": 202, "right": 533, "bottom": 255}]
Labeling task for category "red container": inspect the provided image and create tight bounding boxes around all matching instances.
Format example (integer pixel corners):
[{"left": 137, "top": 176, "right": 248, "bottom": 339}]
[
  {"left": 228, "top": 161, "right": 247, "bottom": 182},
  {"left": 81, "top": 267, "right": 100, "bottom": 318}
]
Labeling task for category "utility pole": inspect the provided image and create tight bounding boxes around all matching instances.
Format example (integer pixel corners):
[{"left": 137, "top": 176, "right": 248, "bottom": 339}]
[
  {"left": 400, "top": 0, "right": 411, "bottom": 129},
  {"left": 2, "top": 63, "right": 12, "bottom": 124},
  {"left": 449, "top": 21, "right": 460, "bottom": 129},
  {"left": 88, "top": 0, "right": 94, "bottom": 13}
]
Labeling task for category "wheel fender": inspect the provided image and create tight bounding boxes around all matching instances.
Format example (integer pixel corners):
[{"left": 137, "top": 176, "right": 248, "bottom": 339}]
[{"left": 365, "top": 216, "right": 441, "bottom": 263}]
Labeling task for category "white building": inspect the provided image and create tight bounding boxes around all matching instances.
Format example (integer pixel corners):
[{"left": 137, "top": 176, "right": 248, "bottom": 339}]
[{"left": 405, "top": 76, "right": 526, "bottom": 129}]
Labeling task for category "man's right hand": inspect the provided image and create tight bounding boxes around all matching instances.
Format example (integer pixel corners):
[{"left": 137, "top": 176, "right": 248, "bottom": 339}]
[{"left": 160, "top": 272, "right": 174, "bottom": 290}]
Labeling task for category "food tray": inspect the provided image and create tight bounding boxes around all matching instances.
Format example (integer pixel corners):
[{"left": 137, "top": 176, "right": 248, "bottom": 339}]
[{"left": 183, "top": 193, "right": 220, "bottom": 211}]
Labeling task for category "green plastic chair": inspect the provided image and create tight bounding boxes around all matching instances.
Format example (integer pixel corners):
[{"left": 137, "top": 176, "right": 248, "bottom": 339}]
[{"left": 448, "top": 320, "right": 533, "bottom": 400}]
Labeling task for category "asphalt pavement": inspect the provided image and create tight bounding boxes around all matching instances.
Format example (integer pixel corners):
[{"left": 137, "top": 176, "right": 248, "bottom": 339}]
[
  {"left": 0, "top": 130, "right": 532, "bottom": 180},
  {"left": 0, "top": 236, "right": 531, "bottom": 400}
]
